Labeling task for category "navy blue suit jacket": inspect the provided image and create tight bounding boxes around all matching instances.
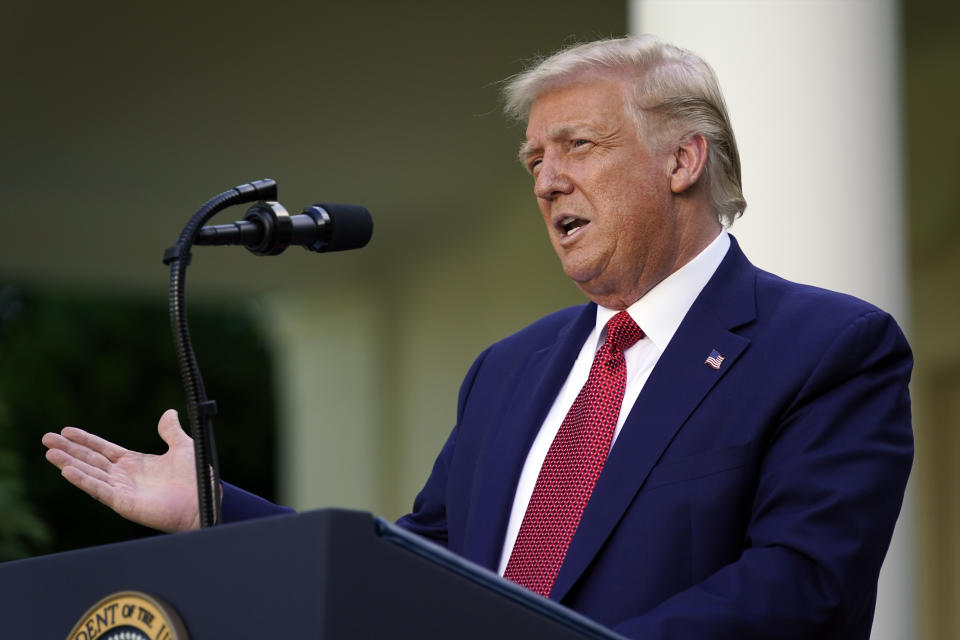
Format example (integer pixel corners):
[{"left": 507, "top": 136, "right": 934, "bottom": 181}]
[{"left": 225, "top": 238, "right": 913, "bottom": 638}]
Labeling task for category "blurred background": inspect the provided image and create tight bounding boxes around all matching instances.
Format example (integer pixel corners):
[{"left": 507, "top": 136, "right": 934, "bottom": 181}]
[{"left": 0, "top": 1, "right": 955, "bottom": 638}]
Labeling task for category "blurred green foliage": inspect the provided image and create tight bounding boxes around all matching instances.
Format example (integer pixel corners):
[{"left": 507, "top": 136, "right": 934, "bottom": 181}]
[{"left": 0, "top": 284, "right": 276, "bottom": 561}]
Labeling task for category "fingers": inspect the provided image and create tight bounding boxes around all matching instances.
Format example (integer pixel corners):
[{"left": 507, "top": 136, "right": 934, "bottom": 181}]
[
  {"left": 45, "top": 445, "right": 112, "bottom": 482},
  {"left": 42, "top": 429, "right": 122, "bottom": 472},
  {"left": 43, "top": 439, "right": 123, "bottom": 514},
  {"left": 42, "top": 442, "right": 73, "bottom": 473},
  {"left": 60, "top": 463, "right": 117, "bottom": 508},
  {"left": 53, "top": 427, "right": 129, "bottom": 464},
  {"left": 44, "top": 442, "right": 89, "bottom": 473}
]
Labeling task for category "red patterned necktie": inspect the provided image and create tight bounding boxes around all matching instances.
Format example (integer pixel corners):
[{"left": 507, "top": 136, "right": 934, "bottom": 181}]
[{"left": 503, "top": 310, "right": 643, "bottom": 597}]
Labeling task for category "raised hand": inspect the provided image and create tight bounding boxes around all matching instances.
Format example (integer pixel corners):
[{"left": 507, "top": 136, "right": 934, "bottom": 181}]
[{"left": 42, "top": 409, "right": 201, "bottom": 533}]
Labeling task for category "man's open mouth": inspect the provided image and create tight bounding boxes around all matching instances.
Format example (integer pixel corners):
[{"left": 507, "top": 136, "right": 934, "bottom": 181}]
[{"left": 559, "top": 216, "right": 589, "bottom": 237}]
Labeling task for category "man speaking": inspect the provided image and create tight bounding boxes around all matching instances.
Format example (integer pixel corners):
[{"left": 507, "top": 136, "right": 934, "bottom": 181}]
[{"left": 43, "top": 35, "right": 913, "bottom": 638}]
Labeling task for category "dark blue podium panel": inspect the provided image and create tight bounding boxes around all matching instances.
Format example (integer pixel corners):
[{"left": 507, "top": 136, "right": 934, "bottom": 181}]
[{"left": 0, "top": 509, "right": 623, "bottom": 638}]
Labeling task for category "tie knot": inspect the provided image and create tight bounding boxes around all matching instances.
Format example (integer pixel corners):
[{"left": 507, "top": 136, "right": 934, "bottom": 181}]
[{"left": 604, "top": 311, "right": 643, "bottom": 353}]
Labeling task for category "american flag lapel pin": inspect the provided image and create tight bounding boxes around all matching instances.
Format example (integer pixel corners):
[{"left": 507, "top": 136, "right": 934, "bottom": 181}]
[{"left": 704, "top": 349, "right": 725, "bottom": 370}]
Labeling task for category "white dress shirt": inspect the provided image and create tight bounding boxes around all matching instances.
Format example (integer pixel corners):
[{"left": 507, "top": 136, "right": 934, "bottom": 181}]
[{"left": 497, "top": 230, "right": 731, "bottom": 575}]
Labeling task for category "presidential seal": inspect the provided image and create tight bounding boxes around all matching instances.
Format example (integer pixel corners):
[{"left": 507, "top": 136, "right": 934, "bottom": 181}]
[{"left": 67, "top": 591, "right": 188, "bottom": 640}]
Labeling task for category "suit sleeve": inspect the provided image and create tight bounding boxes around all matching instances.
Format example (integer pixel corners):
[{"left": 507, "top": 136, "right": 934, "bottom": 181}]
[
  {"left": 221, "top": 481, "right": 295, "bottom": 522},
  {"left": 614, "top": 310, "right": 913, "bottom": 639}
]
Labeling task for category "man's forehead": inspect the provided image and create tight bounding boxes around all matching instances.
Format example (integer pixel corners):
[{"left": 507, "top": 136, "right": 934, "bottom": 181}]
[{"left": 525, "top": 78, "right": 629, "bottom": 128}]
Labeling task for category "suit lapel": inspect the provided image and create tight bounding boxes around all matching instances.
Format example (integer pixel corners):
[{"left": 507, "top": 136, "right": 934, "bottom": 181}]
[
  {"left": 550, "top": 238, "right": 759, "bottom": 602},
  {"left": 461, "top": 303, "right": 597, "bottom": 570}
]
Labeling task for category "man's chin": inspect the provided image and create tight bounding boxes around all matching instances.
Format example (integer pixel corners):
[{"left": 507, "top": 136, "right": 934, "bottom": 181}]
[
  {"left": 567, "top": 272, "right": 608, "bottom": 301},
  {"left": 562, "top": 265, "right": 600, "bottom": 288},
  {"left": 560, "top": 259, "right": 627, "bottom": 303},
  {"left": 566, "top": 271, "right": 644, "bottom": 310}
]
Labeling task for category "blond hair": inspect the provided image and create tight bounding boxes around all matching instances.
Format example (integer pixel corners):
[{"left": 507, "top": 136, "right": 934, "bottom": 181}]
[{"left": 504, "top": 35, "right": 746, "bottom": 225}]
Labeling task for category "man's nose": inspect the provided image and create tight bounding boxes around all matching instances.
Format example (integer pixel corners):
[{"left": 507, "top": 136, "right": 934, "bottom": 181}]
[{"left": 534, "top": 159, "right": 573, "bottom": 200}]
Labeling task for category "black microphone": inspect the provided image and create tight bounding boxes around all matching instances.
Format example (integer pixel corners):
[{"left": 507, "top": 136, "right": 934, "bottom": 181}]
[{"left": 194, "top": 201, "right": 373, "bottom": 256}]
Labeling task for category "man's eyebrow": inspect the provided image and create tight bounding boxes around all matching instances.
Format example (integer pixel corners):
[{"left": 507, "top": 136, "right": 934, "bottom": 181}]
[
  {"left": 518, "top": 123, "right": 601, "bottom": 168},
  {"left": 518, "top": 125, "right": 580, "bottom": 162},
  {"left": 518, "top": 140, "right": 540, "bottom": 165}
]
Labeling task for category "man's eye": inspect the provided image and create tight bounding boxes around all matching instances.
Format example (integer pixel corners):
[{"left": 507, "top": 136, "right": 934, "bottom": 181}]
[
  {"left": 528, "top": 159, "right": 542, "bottom": 173},
  {"left": 572, "top": 139, "right": 592, "bottom": 148}
]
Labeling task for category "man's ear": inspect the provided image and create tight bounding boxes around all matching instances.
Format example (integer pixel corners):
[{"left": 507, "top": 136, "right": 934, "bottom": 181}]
[{"left": 670, "top": 133, "right": 709, "bottom": 194}]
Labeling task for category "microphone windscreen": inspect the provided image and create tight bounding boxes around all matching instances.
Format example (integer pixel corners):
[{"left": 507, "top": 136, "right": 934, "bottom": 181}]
[{"left": 311, "top": 203, "right": 373, "bottom": 252}]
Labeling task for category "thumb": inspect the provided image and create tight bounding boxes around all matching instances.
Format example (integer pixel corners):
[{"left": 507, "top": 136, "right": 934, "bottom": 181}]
[{"left": 157, "top": 409, "right": 191, "bottom": 448}]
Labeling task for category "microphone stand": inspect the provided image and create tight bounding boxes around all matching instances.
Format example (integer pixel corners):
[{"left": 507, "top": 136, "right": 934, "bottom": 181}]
[{"left": 162, "top": 179, "right": 278, "bottom": 528}]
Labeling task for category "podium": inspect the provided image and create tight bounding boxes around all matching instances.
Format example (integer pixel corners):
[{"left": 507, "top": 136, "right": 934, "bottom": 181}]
[{"left": 0, "top": 509, "right": 624, "bottom": 638}]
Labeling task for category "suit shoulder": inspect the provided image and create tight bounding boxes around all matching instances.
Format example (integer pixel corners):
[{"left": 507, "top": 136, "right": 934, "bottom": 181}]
[
  {"left": 753, "top": 267, "right": 894, "bottom": 327},
  {"left": 485, "top": 303, "right": 590, "bottom": 355},
  {"left": 468, "top": 303, "right": 596, "bottom": 368}
]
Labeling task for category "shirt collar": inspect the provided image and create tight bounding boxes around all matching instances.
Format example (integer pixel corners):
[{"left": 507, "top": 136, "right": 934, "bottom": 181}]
[{"left": 595, "top": 229, "right": 730, "bottom": 352}]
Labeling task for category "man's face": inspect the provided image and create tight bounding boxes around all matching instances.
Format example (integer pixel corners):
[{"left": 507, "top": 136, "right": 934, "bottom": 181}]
[{"left": 522, "top": 76, "right": 688, "bottom": 309}]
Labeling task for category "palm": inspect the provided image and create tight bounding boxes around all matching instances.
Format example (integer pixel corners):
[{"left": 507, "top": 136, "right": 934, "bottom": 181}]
[{"left": 42, "top": 409, "right": 201, "bottom": 533}]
